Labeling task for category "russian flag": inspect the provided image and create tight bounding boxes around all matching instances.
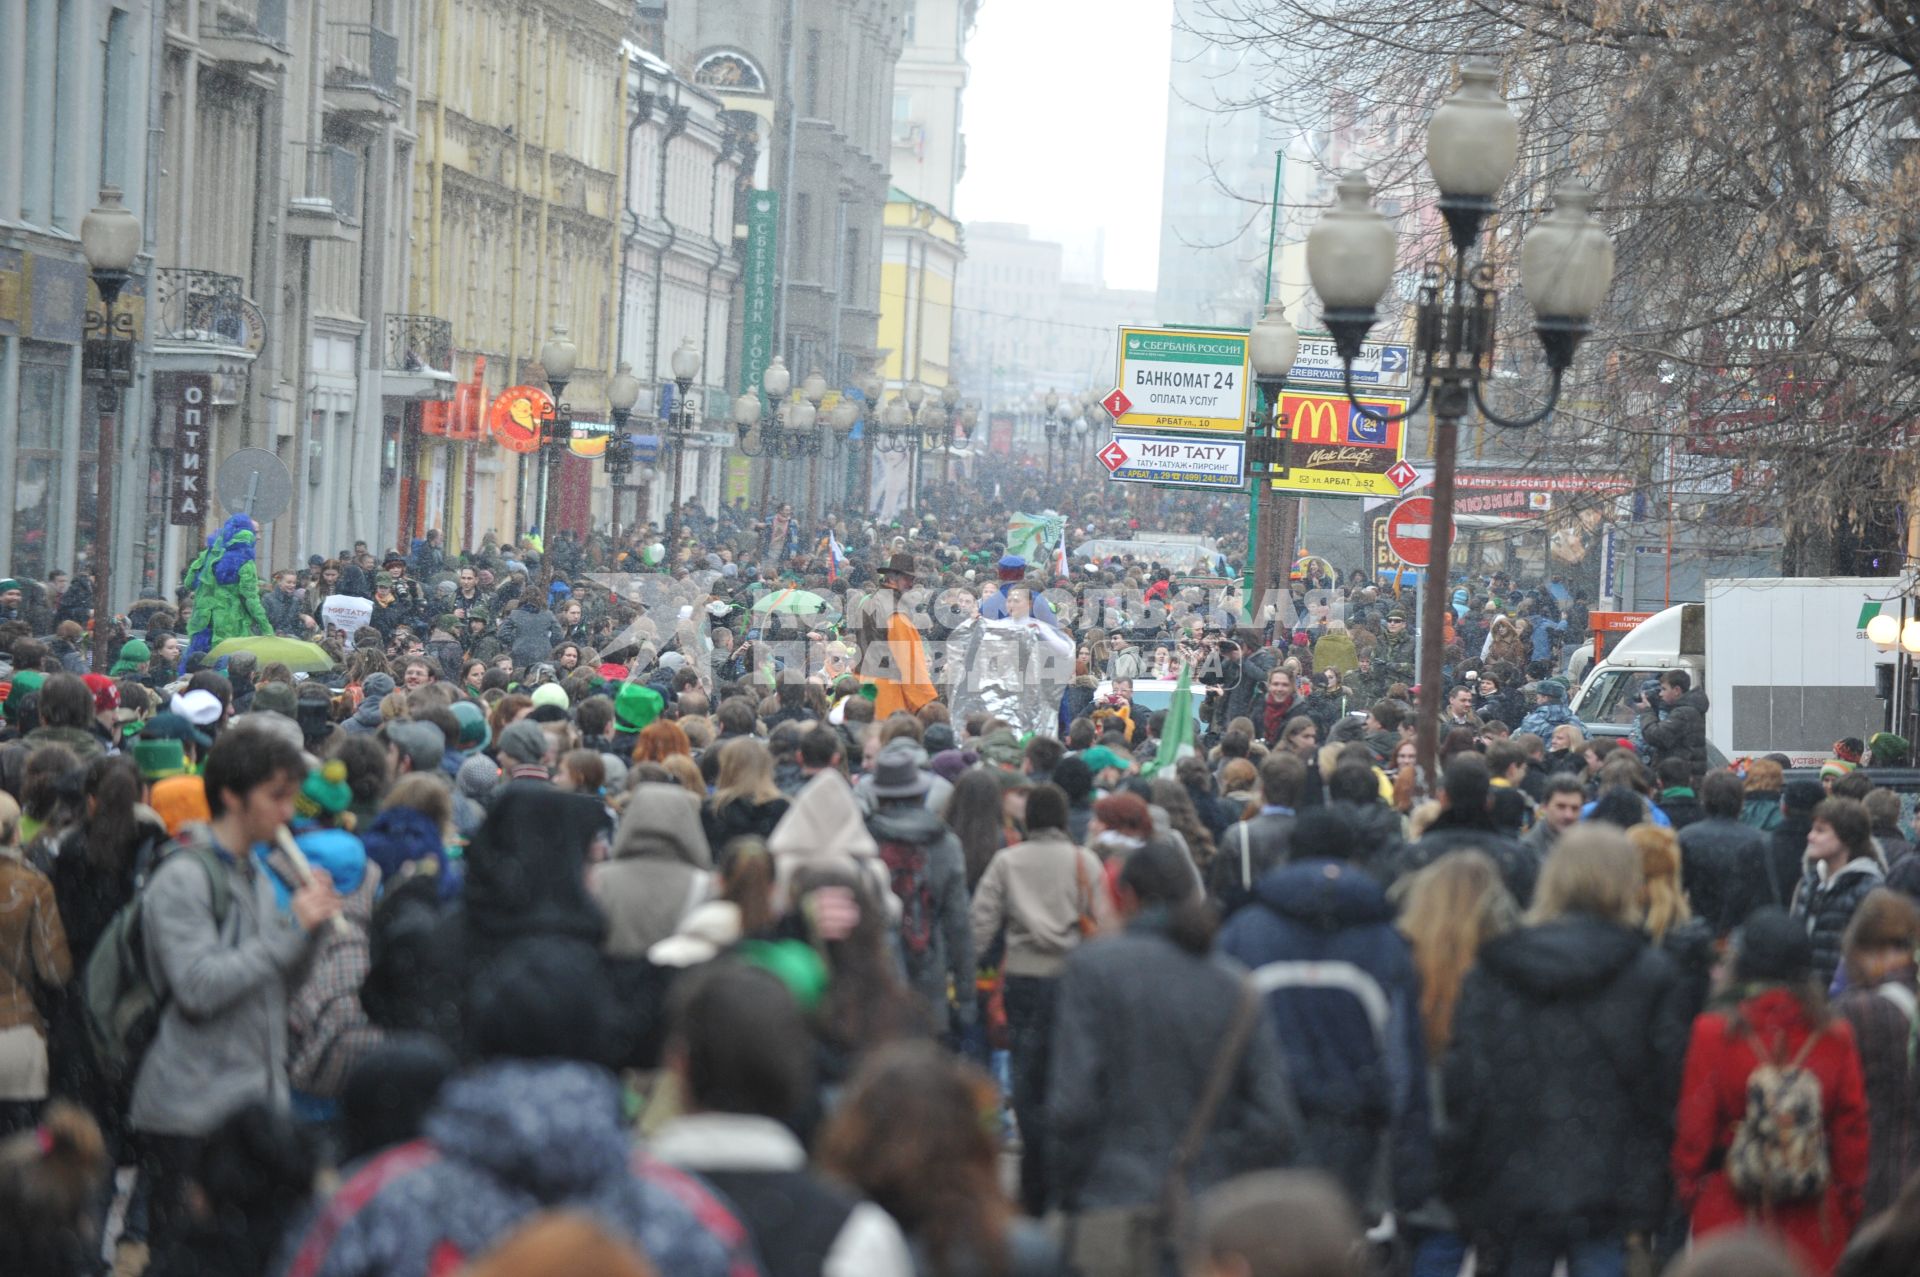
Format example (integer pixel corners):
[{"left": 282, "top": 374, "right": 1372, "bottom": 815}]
[{"left": 1055, "top": 539, "right": 1070, "bottom": 579}]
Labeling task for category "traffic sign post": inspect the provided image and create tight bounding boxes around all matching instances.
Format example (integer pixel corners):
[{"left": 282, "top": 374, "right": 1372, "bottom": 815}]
[
  {"left": 216, "top": 448, "right": 294, "bottom": 526},
  {"left": 1098, "top": 432, "right": 1246, "bottom": 490},
  {"left": 1112, "top": 327, "right": 1252, "bottom": 435},
  {"left": 1385, "top": 495, "right": 1449, "bottom": 569}
]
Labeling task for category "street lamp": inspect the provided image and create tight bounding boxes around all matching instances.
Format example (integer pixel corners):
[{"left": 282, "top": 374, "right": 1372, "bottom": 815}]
[
  {"left": 1247, "top": 301, "right": 1301, "bottom": 606},
  {"left": 605, "top": 361, "right": 641, "bottom": 549},
  {"left": 537, "top": 325, "right": 578, "bottom": 538},
  {"left": 664, "top": 337, "right": 702, "bottom": 543},
  {"left": 1305, "top": 58, "right": 1614, "bottom": 788},
  {"left": 1043, "top": 388, "right": 1061, "bottom": 479},
  {"left": 81, "top": 187, "right": 141, "bottom": 671}
]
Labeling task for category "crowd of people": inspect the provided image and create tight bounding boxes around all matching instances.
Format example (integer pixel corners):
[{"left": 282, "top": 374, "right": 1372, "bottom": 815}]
[{"left": 0, "top": 461, "right": 1917, "bottom": 1277}]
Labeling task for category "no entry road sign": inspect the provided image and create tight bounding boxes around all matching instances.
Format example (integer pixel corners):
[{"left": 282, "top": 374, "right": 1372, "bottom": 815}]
[{"left": 1385, "top": 495, "right": 1450, "bottom": 568}]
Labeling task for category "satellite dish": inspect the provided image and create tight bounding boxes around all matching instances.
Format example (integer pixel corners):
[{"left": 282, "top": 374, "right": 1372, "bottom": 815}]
[{"left": 215, "top": 447, "right": 295, "bottom": 525}]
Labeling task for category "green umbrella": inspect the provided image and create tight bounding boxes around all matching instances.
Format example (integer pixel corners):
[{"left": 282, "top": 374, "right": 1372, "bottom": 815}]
[
  {"left": 749, "top": 588, "right": 828, "bottom": 616},
  {"left": 207, "top": 635, "right": 336, "bottom": 673}
]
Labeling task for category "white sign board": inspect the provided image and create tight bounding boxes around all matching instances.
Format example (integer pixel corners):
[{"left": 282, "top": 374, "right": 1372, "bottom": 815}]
[
  {"left": 319, "top": 594, "right": 374, "bottom": 638},
  {"left": 1110, "top": 327, "right": 1251, "bottom": 434},
  {"left": 1100, "top": 432, "right": 1246, "bottom": 489},
  {"left": 1290, "top": 332, "right": 1412, "bottom": 390}
]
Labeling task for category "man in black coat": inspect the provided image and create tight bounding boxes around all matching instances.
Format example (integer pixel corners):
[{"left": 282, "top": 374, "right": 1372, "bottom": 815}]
[
  {"left": 1677, "top": 769, "right": 1774, "bottom": 937},
  {"left": 1393, "top": 753, "right": 1540, "bottom": 907},
  {"left": 1637, "top": 670, "right": 1709, "bottom": 771},
  {"left": 1210, "top": 753, "right": 1304, "bottom": 917},
  {"left": 1764, "top": 779, "right": 1824, "bottom": 911}
]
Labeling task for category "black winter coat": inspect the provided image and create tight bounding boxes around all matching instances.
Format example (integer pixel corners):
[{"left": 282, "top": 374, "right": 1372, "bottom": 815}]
[
  {"left": 1047, "top": 913, "right": 1301, "bottom": 1210},
  {"left": 1638, "top": 688, "right": 1709, "bottom": 770},
  {"left": 1440, "top": 915, "right": 1689, "bottom": 1238},
  {"left": 1792, "top": 857, "right": 1887, "bottom": 989},
  {"left": 1676, "top": 816, "right": 1772, "bottom": 936},
  {"left": 1394, "top": 810, "right": 1541, "bottom": 907}
]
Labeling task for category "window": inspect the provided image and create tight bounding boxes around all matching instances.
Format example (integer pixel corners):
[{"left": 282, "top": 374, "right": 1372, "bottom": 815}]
[
  {"left": 15, "top": 346, "right": 71, "bottom": 582},
  {"left": 101, "top": 7, "right": 132, "bottom": 189},
  {"left": 804, "top": 28, "right": 821, "bottom": 117},
  {"left": 794, "top": 192, "right": 812, "bottom": 280}
]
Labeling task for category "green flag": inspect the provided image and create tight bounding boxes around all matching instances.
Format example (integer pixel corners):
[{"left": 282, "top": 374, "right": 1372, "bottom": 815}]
[{"left": 1144, "top": 661, "right": 1196, "bottom": 777}]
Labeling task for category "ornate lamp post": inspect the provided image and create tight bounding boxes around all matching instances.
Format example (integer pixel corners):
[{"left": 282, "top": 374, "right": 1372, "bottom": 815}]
[
  {"left": 80, "top": 187, "right": 142, "bottom": 671},
  {"left": 857, "top": 369, "right": 884, "bottom": 512},
  {"left": 538, "top": 325, "right": 578, "bottom": 537},
  {"left": 1042, "top": 388, "right": 1061, "bottom": 479},
  {"left": 801, "top": 368, "right": 828, "bottom": 520},
  {"left": 1306, "top": 59, "right": 1615, "bottom": 787},
  {"left": 665, "top": 337, "right": 702, "bottom": 544},
  {"left": 1246, "top": 302, "right": 1301, "bottom": 614},
  {"left": 604, "top": 361, "right": 640, "bottom": 550}
]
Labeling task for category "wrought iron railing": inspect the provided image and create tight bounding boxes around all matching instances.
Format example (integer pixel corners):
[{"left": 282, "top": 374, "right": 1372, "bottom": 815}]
[
  {"left": 153, "top": 268, "right": 245, "bottom": 346},
  {"left": 325, "top": 22, "right": 398, "bottom": 94},
  {"left": 385, "top": 314, "right": 453, "bottom": 373}
]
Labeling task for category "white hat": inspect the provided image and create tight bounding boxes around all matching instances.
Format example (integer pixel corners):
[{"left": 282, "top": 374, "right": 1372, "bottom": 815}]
[{"left": 170, "top": 688, "right": 224, "bottom": 726}]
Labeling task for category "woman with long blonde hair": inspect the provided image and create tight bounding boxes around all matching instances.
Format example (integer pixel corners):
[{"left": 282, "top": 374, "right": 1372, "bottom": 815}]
[
  {"left": 1631, "top": 823, "right": 1715, "bottom": 1021},
  {"left": 701, "top": 738, "right": 790, "bottom": 853}
]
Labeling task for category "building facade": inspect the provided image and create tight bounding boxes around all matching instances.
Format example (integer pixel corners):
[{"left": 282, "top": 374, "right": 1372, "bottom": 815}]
[{"left": 0, "top": 0, "right": 159, "bottom": 596}]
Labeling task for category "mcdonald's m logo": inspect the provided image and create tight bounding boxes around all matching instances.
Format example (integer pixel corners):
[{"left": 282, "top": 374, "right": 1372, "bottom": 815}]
[
  {"left": 1281, "top": 392, "right": 1399, "bottom": 447},
  {"left": 1287, "top": 395, "right": 1344, "bottom": 445}
]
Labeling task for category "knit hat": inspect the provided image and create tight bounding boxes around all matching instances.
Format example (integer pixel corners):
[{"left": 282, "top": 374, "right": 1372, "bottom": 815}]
[
  {"left": 1833, "top": 737, "right": 1865, "bottom": 765},
  {"left": 141, "top": 711, "right": 212, "bottom": 750},
  {"left": 450, "top": 700, "right": 491, "bottom": 751},
  {"left": 457, "top": 751, "right": 501, "bottom": 799},
  {"left": 109, "top": 638, "right": 151, "bottom": 678},
  {"left": 1783, "top": 778, "right": 1827, "bottom": 813},
  {"left": 82, "top": 673, "right": 119, "bottom": 715},
  {"left": 1733, "top": 906, "right": 1814, "bottom": 985},
  {"left": 361, "top": 672, "right": 396, "bottom": 703},
  {"left": 922, "top": 722, "right": 957, "bottom": 755},
  {"left": 252, "top": 681, "right": 298, "bottom": 719},
  {"left": 1869, "top": 732, "right": 1910, "bottom": 766},
  {"left": 0, "top": 579, "right": 18, "bottom": 593},
  {"left": 297, "top": 759, "right": 354, "bottom": 820},
  {"left": 1082, "top": 745, "right": 1128, "bottom": 776},
  {"left": 1820, "top": 759, "right": 1858, "bottom": 785},
  {"left": 132, "top": 738, "right": 190, "bottom": 781},
  {"left": 613, "top": 682, "right": 663, "bottom": 733},
  {"left": 497, "top": 718, "right": 551, "bottom": 766},
  {"left": 529, "top": 682, "right": 570, "bottom": 711}
]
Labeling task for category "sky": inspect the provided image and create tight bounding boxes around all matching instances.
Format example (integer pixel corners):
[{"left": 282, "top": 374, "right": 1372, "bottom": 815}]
[{"left": 956, "top": 0, "right": 1174, "bottom": 294}]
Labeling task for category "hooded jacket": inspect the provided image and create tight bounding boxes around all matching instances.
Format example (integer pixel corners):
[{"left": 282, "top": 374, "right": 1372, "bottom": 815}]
[
  {"left": 591, "top": 784, "right": 714, "bottom": 960},
  {"left": 1441, "top": 914, "right": 1688, "bottom": 1238},
  {"left": 767, "top": 770, "right": 894, "bottom": 911},
  {"left": 1639, "top": 688, "right": 1710, "bottom": 770},
  {"left": 282, "top": 1060, "right": 751, "bottom": 1277},
  {"left": 1216, "top": 859, "right": 1434, "bottom": 1213},
  {"left": 1792, "top": 855, "right": 1887, "bottom": 989},
  {"left": 865, "top": 802, "right": 975, "bottom": 1033}
]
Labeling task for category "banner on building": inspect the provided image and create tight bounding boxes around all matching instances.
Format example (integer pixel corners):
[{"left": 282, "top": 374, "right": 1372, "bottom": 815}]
[
  {"left": 163, "top": 373, "right": 213, "bottom": 525},
  {"left": 739, "top": 191, "right": 780, "bottom": 400}
]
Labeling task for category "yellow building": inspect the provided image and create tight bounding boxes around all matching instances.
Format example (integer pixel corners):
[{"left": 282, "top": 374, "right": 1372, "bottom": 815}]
[
  {"left": 406, "top": 0, "right": 629, "bottom": 549},
  {"left": 880, "top": 190, "right": 962, "bottom": 392}
]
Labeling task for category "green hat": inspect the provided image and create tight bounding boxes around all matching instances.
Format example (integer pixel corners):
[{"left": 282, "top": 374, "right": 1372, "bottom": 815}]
[
  {"left": 614, "top": 681, "right": 663, "bottom": 733},
  {"left": 978, "top": 729, "right": 1024, "bottom": 767},
  {"left": 738, "top": 939, "right": 830, "bottom": 1013},
  {"left": 132, "top": 738, "right": 190, "bottom": 781},
  {"left": 450, "top": 699, "right": 491, "bottom": 750},
  {"left": 375, "top": 572, "right": 394, "bottom": 590},
  {"left": 296, "top": 759, "right": 353, "bottom": 820},
  {"left": 4, "top": 670, "right": 45, "bottom": 719},
  {"left": 110, "top": 638, "right": 152, "bottom": 678},
  {"left": 1082, "top": 745, "right": 1128, "bottom": 775},
  {"left": 1871, "top": 732, "right": 1911, "bottom": 765},
  {"left": 252, "top": 681, "right": 298, "bottom": 719},
  {"left": 0, "top": 579, "right": 18, "bottom": 593}
]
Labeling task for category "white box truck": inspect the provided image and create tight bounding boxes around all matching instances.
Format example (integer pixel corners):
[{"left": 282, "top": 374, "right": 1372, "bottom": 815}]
[{"left": 1571, "top": 577, "right": 1899, "bottom": 767}]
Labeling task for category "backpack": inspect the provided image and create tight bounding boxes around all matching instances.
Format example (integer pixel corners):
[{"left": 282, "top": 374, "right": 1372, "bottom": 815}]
[
  {"left": 1725, "top": 1020, "right": 1831, "bottom": 1205},
  {"left": 877, "top": 836, "right": 936, "bottom": 957},
  {"left": 83, "top": 836, "right": 232, "bottom": 1083}
]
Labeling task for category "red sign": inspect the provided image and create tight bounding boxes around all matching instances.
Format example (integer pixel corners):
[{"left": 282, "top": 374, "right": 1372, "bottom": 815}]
[
  {"left": 486, "top": 384, "right": 553, "bottom": 454},
  {"left": 1385, "top": 495, "right": 1445, "bottom": 568},
  {"left": 163, "top": 373, "right": 213, "bottom": 526},
  {"left": 1097, "top": 440, "right": 1129, "bottom": 472},
  {"left": 1588, "top": 610, "right": 1655, "bottom": 661},
  {"left": 1386, "top": 459, "right": 1419, "bottom": 491},
  {"left": 1101, "top": 387, "right": 1132, "bottom": 417}
]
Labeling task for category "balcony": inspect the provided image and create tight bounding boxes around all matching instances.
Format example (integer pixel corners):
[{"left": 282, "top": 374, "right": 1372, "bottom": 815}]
[
  {"left": 287, "top": 143, "right": 362, "bottom": 242},
  {"left": 147, "top": 268, "right": 261, "bottom": 377},
  {"left": 204, "top": 0, "right": 290, "bottom": 75},
  {"left": 382, "top": 313, "right": 456, "bottom": 400},
  {"left": 323, "top": 22, "right": 402, "bottom": 120}
]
